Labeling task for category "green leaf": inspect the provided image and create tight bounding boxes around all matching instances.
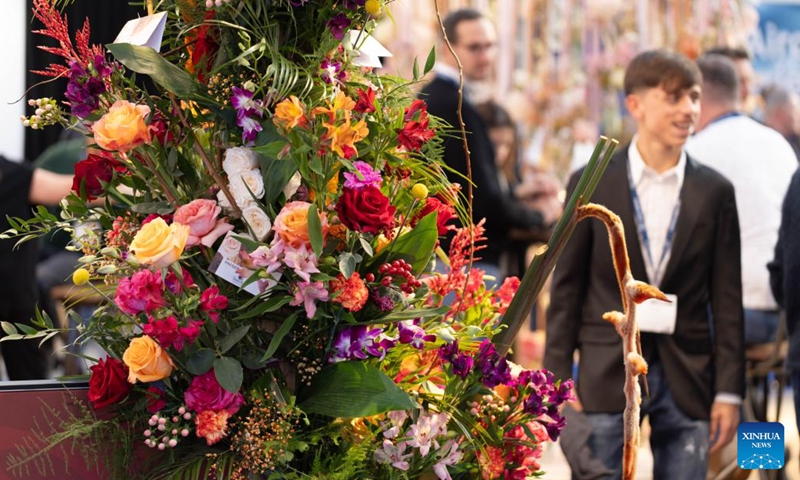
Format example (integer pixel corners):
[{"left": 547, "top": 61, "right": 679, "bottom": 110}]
[
  {"left": 370, "top": 212, "right": 437, "bottom": 276},
  {"left": 219, "top": 325, "right": 250, "bottom": 354},
  {"left": 234, "top": 295, "right": 291, "bottom": 320},
  {"left": 251, "top": 141, "right": 287, "bottom": 159},
  {"left": 299, "top": 362, "right": 416, "bottom": 418},
  {"left": 130, "top": 201, "right": 173, "bottom": 215},
  {"left": 16, "top": 324, "right": 38, "bottom": 335},
  {"left": 337, "top": 252, "right": 361, "bottom": 279},
  {"left": 424, "top": 47, "right": 436, "bottom": 75},
  {"left": 106, "top": 43, "right": 195, "bottom": 97},
  {"left": 358, "top": 237, "right": 373, "bottom": 257},
  {"left": 214, "top": 357, "right": 244, "bottom": 393},
  {"left": 186, "top": 348, "right": 215, "bottom": 375},
  {"left": 412, "top": 56, "right": 420, "bottom": 81},
  {"left": 307, "top": 204, "right": 323, "bottom": 258},
  {"left": 373, "top": 306, "right": 450, "bottom": 323},
  {"left": 260, "top": 312, "right": 298, "bottom": 362},
  {"left": 1, "top": 322, "right": 18, "bottom": 336},
  {"left": 262, "top": 157, "right": 299, "bottom": 206}
]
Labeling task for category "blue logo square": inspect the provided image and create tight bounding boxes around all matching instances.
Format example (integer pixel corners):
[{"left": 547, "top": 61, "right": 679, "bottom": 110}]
[{"left": 738, "top": 422, "right": 784, "bottom": 470}]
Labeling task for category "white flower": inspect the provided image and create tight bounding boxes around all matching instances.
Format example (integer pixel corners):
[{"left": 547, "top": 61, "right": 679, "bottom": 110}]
[
  {"left": 229, "top": 169, "right": 265, "bottom": 208},
  {"left": 216, "top": 189, "right": 233, "bottom": 211},
  {"left": 222, "top": 147, "right": 259, "bottom": 175},
  {"left": 282, "top": 171, "right": 302, "bottom": 200},
  {"left": 242, "top": 205, "right": 272, "bottom": 240}
]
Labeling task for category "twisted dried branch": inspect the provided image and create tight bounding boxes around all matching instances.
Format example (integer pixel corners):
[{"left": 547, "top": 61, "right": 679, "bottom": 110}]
[{"left": 577, "top": 203, "right": 668, "bottom": 480}]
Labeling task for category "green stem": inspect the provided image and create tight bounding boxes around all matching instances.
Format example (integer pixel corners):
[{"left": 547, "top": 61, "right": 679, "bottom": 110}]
[{"left": 492, "top": 137, "right": 618, "bottom": 356}]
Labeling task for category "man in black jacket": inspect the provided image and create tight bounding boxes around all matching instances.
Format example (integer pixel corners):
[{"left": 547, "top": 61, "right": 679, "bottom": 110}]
[
  {"left": 419, "top": 9, "right": 554, "bottom": 277},
  {"left": 545, "top": 50, "right": 744, "bottom": 479}
]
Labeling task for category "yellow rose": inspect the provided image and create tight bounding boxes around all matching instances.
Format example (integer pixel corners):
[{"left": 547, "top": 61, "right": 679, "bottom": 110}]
[
  {"left": 92, "top": 100, "right": 152, "bottom": 153},
  {"left": 129, "top": 218, "right": 190, "bottom": 268},
  {"left": 122, "top": 335, "right": 174, "bottom": 383}
]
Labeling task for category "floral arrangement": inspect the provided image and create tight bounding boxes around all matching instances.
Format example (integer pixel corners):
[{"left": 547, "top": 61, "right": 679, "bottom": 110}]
[{"left": 4, "top": 1, "right": 574, "bottom": 478}]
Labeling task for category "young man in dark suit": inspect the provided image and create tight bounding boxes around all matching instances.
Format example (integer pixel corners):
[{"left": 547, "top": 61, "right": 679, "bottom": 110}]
[
  {"left": 419, "top": 9, "right": 555, "bottom": 278},
  {"left": 545, "top": 50, "right": 745, "bottom": 480}
]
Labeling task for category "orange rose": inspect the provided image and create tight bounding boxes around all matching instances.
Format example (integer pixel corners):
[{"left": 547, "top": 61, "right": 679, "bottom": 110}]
[
  {"left": 129, "top": 218, "right": 190, "bottom": 268},
  {"left": 273, "top": 201, "right": 329, "bottom": 247},
  {"left": 274, "top": 96, "right": 308, "bottom": 131},
  {"left": 122, "top": 335, "right": 174, "bottom": 383},
  {"left": 92, "top": 100, "right": 152, "bottom": 153}
]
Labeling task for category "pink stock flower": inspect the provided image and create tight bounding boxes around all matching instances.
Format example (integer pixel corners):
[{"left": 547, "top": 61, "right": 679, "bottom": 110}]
[
  {"left": 290, "top": 281, "right": 329, "bottom": 319},
  {"left": 199, "top": 286, "right": 228, "bottom": 323},
  {"left": 173, "top": 199, "right": 234, "bottom": 248},
  {"left": 114, "top": 270, "right": 166, "bottom": 315},
  {"left": 184, "top": 370, "right": 245, "bottom": 414}
]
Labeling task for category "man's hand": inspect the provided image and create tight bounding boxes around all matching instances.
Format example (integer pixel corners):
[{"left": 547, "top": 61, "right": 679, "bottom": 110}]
[{"left": 709, "top": 401, "right": 739, "bottom": 453}]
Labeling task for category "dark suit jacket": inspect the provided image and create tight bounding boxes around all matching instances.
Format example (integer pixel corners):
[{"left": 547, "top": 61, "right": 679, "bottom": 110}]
[
  {"left": 544, "top": 148, "right": 745, "bottom": 420},
  {"left": 419, "top": 75, "right": 544, "bottom": 266}
]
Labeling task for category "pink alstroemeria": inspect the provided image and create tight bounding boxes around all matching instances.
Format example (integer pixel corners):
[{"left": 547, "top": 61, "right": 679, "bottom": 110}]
[
  {"left": 374, "top": 439, "right": 411, "bottom": 471},
  {"left": 408, "top": 411, "right": 448, "bottom": 456},
  {"left": 290, "top": 281, "right": 329, "bottom": 319},
  {"left": 246, "top": 241, "right": 284, "bottom": 276},
  {"left": 433, "top": 439, "right": 463, "bottom": 480},
  {"left": 282, "top": 243, "right": 319, "bottom": 282}
]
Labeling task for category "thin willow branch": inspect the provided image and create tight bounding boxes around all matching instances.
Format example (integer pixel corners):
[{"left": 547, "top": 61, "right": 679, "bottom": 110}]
[
  {"left": 169, "top": 94, "right": 243, "bottom": 218},
  {"left": 577, "top": 203, "right": 667, "bottom": 480}
]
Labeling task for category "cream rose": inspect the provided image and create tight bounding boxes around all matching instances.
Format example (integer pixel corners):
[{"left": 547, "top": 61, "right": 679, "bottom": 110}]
[
  {"left": 122, "top": 335, "right": 174, "bottom": 383},
  {"left": 242, "top": 205, "right": 272, "bottom": 240},
  {"left": 129, "top": 218, "right": 190, "bottom": 268},
  {"left": 92, "top": 100, "right": 152, "bottom": 153},
  {"left": 222, "top": 147, "right": 259, "bottom": 175},
  {"left": 229, "top": 169, "right": 265, "bottom": 208}
]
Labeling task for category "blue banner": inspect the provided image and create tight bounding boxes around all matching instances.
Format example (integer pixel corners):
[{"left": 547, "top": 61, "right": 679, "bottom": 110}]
[{"left": 749, "top": 2, "right": 800, "bottom": 92}]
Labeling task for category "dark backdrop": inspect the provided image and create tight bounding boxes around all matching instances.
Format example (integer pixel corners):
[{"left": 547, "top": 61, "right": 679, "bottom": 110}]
[{"left": 24, "top": 1, "right": 145, "bottom": 162}]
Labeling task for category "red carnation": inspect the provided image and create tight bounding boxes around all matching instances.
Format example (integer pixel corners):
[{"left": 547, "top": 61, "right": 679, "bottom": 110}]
[
  {"left": 72, "top": 152, "right": 125, "bottom": 200},
  {"left": 88, "top": 356, "right": 132, "bottom": 409},
  {"left": 336, "top": 186, "right": 396, "bottom": 234}
]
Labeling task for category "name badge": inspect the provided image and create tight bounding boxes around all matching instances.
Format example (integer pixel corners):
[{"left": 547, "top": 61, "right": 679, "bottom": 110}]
[{"left": 637, "top": 293, "right": 678, "bottom": 334}]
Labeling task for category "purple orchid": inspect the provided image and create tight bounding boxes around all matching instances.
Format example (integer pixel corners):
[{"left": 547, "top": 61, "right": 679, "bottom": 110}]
[
  {"left": 330, "top": 325, "right": 396, "bottom": 362},
  {"left": 343, "top": 161, "right": 382, "bottom": 189},
  {"left": 397, "top": 320, "right": 435, "bottom": 349},
  {"left": 320, "top": 58, "right": 346, "bottom": 84},
  {"left": 326, "top": 13, "right": 351, "bottom": 40},
  {"left": 231, "top": 86, "right": 266, "bottom": 144},
  {"left": 290, "top": 280, "right": 329, "bottom": 319}
]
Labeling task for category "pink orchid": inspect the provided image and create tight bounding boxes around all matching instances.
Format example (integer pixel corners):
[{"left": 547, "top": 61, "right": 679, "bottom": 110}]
[{"left": 290, "top": 281, "right": 329, "bottom": 319}]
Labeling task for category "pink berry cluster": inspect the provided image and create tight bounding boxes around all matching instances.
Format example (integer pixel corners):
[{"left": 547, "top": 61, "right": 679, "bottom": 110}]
[{"left": 143, "top": 406, "right": 193, "bottom": 450}]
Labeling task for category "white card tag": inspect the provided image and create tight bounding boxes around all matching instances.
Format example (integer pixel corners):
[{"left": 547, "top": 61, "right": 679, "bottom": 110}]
[
  {"left": 346, "top": 30, "right": 393, "bottom": 68},
  {"left": 113, "top": 12, "right": 168, "bottom": 52},
  {"left": 637, "top": 293, "right": 678, "bottom": 334},
  {"left": 208, "top": 231, "right": 280, "bottom": 296}
]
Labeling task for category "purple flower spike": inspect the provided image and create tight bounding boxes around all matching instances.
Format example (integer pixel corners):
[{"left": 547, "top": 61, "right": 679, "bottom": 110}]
[
  {"left": 451, "top": 354, "right": 474, "bottom": 379},
  {"left": 342, "top": 0, "right": 366, "bottom": 9},
  {"left": 327, "top": 13, "right": 351, "bottom": 40}
]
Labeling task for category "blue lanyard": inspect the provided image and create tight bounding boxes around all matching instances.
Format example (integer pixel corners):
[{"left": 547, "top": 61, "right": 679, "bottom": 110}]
[{"left": 627, "top": 162, "right": 681, "bottom": 286}]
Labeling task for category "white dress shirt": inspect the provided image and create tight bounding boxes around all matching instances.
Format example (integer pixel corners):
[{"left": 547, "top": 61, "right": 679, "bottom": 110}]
[{"left": 628, "top": 139, "right": 685, "bottom": 287}]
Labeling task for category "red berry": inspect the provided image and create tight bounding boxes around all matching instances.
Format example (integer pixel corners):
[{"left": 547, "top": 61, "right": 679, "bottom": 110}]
[{"left": 365, "top": 273, "right": 375, "bottom": 282}]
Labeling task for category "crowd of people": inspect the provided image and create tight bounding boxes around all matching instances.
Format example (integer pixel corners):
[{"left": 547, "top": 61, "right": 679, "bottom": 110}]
[{"left": 3, "top": 6, "right": 800, "bottom": 479}]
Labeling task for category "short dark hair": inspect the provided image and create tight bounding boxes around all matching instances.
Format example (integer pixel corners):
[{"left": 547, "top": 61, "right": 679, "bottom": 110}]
[
  {"left": 696, "top": 54, "right": 739, "bottom": 105},
  {"left": 475, "top": 101, "right": 514, "bottom": 130},
  {"left": 442, "top": 8, "right": 485, "bottom": 45},
  {"left": 705, "top": 46, "right": 751, "bottom": 61},
  {"left": 623, "top": 49, "right": 701, "bottom": 96}
]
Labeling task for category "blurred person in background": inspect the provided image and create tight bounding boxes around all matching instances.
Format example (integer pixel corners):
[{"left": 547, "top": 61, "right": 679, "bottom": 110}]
[
  {"left": 0, "top": 156, "right": 73, "bottom": 380},
  {"left": 705, "top": 46, "right": 756, "bottom": 114},
  {"left": 419, "top": 8, "right": 557, "bottom": 281},
  {"left": 686, "top": 55, "right": 796, "bottom": 346},
  {"left": 762, "top": 83, "right": 800, "bottom": 161}
]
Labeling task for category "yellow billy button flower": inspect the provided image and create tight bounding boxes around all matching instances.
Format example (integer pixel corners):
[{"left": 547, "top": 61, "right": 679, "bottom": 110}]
[
  {"left": 365, "top": 0, "right": 381, "bottom": 15},
  {"left": 129, "top": 218, "right": 190, "bottom": 269},
  {"left": 411, "top": 183, "right": 429, "bottom": 200},
  {"left": 72, "top": 268, "right": 91, "bottom": 285}
]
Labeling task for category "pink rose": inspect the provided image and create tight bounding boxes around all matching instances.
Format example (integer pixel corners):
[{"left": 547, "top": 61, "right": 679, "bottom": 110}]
[
  {"left": 184, "top": 371, "right": 244, "bottom": 414},
  {"left": 114, "top": 270, "right": 166, "bottom": 315},
  {"left": 173, "top": 199, "right": 234, "bottom": 248}
]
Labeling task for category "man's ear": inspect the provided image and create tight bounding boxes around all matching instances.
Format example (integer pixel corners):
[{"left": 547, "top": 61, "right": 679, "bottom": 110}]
[{"left": 625, "top": 93, "right": 641, "bottom": 120}]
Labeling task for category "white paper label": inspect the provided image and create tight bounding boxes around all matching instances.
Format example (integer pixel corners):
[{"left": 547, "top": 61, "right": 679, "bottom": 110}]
[
  {"left": 637, "top": 293, "right": 678, "bottom": 334},
  {"left": 113, "top": 12, "right": 168, "bottom": 52}
]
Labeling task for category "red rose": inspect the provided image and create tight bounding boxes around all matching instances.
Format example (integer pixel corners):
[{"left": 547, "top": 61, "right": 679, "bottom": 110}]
[
  {"left": 72, "top": 152, "right": 124, "bottom": 200},
  {"left": 414, "top": 197, "right": 456, "bottom": 236},
  {"left": 88, "top": 356, "right": 132, "bottom": 409},
  {"left": 336, "top": 186, "right": 396, "bottom": 234}
]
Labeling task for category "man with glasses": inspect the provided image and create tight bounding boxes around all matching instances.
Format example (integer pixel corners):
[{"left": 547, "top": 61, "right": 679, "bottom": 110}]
[{"left": 419, "top": 8, "right": 555, "bottom": 280}]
